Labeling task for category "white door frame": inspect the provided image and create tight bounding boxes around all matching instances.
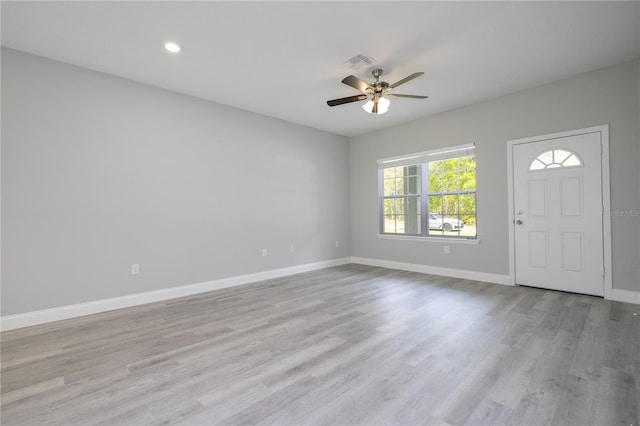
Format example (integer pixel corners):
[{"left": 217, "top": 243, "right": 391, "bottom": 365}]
[{"left": 506, "top": 125, "right": 612, "bottom": 299}]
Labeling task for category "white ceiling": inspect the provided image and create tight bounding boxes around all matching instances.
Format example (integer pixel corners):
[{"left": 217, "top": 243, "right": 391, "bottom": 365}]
[{"left": 2, "top": 1, "right": 639, "bottom": 137}]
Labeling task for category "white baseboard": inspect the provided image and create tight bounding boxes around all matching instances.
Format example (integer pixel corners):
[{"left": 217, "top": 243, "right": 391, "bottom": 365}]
[
  {"left": 351, "top": 257, "right": 640, "bottom": 305},
  {"left": 350, "top": 257, "right": 511, "bottom": 286},
  {"left": 610, "top": 288, "right": 640, "bottom": 305},
  {"left": 0, "top": 257, "right": 351, "bottom": 331},
  {"left": 3, "top": 257, "right": 635, "bottom": 331}
]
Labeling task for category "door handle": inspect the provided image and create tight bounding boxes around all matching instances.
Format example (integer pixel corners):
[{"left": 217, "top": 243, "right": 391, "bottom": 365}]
[{"left": 516, "top": 219, "right": 523, "bottom": 225}]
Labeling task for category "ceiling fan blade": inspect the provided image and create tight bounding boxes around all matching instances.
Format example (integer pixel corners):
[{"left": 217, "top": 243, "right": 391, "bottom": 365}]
[
  {"left": 341, "top": 75, "right": 374, "bottom": 93},
  {"left": 327, "top": 94, "right": 368, "bottom": 107},
  {"left": 389, "top": 72, "right": 424, "bottom": 89},
  {"left": 388, "top": 94, "right": 429, "bottom": 99}
]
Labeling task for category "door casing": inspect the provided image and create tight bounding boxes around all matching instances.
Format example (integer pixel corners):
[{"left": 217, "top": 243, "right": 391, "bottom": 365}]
[{"left": 506, "top": 125, "right": 612, "bottom": 299}]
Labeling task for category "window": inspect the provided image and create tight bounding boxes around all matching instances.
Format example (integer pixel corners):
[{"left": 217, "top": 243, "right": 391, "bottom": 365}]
[
  {"left": 529, "top": 149, "right": 582, "bottom": 170},
  {"left": 378, "top": 144, "right": 476, "bottom": 239},
  {"left": 382, "top": 165, "right": 422, "bottom": 234}
]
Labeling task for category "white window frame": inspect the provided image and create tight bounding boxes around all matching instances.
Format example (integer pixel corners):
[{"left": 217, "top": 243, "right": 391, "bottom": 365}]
[{"left": 377, "top": 143, "right": 477, "bottom": 241}]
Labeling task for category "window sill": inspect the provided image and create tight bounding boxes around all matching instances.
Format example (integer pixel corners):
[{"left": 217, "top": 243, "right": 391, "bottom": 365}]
[{"left": 376, "top": 234, "right": 481, "bottom": 244}]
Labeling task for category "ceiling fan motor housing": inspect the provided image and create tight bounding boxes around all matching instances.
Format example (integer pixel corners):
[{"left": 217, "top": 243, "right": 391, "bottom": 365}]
[{"left": 371, "top": 69, "right": 389, "bottom": 93}]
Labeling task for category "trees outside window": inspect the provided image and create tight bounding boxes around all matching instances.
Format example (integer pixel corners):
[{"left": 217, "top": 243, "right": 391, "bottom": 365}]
[{"left": 379, "top": 145, "right": 476, "bottom": 239}]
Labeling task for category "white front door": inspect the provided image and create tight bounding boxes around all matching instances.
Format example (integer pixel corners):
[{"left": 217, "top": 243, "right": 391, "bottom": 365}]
[{"left": 512, "top": 131, "right": 604, "bottom": 296}]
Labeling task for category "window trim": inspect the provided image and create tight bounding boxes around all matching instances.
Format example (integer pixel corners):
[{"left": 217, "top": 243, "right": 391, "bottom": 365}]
[
  {"left": 377, "top": 143, "right": 475, "bottom": 169},
  {"left": 378, "top": 143, "right": 477, "bottom": 240},
  {"left": 376, "top": 233, "right": 481, "bottom": 244}
]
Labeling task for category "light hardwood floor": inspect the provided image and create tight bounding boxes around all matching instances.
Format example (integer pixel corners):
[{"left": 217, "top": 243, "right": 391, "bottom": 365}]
[{"left": 1, "top": 264, "right": 638, "bottom": 425}]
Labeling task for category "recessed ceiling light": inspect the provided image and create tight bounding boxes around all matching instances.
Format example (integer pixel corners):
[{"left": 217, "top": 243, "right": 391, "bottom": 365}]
[{"left": 164, "top": 42, "right": 181, "bottom": 53}]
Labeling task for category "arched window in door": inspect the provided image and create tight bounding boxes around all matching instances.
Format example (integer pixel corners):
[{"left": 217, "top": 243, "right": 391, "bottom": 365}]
[{"left": 529, "top": 149, "right": 582, "bottom": 171}]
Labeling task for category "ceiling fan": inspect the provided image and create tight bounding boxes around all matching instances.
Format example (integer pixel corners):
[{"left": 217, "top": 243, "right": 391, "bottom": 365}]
[{"left": 327, "top": 69, "right": 428, "bottom": 114}]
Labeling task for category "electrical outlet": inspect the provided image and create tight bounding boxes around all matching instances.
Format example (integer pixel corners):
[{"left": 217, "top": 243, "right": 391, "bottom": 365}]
[
  {"left": 290, "top": 244, "right": 295, "bottom": 253},
  {"left": 131, "top": 264, "right": 140, "bottom": 275},
  {"left": 262, "top": 249, "right": 267, "bottom": 257},
  {"left": 444, "top": 246, "right": 450, "bottom": 254},
  {"left": 335, "top": 240, "right": 340, "bottom": 248}
]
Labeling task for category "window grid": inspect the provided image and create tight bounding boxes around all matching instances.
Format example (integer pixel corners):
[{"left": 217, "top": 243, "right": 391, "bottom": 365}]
[
  {"left": 530, "top": 149, "right": 582, "bottom": 171},
  {"left": 427, "top": 156, "right": 476, "bottom": 237},
  {"left": 379, "top": 154, "right": 476, "bottom": 239},
  {"left": 381, "top": 165, "right": 422, "bottom": 235}
]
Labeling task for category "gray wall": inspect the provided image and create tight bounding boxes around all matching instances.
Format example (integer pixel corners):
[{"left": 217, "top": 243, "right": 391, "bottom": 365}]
[
  {"left": 2, "top": 49, "right": 638, "bottom": 318},
  {"left": 1, "top": 48, "right": 350, "bottom": 316},
  {"left": 350, "top": 59, "right": 639, "bottom": 292}
]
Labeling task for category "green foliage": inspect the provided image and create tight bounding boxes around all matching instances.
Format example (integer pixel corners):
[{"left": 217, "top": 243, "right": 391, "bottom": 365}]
[
  {"left": 428, "top": 156, "right": 476, "bottom": 225},
  {"left": 382, "top": 156, "right": 477, "bottom": 226},
  {"left": 383, "top": 165, "right": 420, "bottom": 215}
]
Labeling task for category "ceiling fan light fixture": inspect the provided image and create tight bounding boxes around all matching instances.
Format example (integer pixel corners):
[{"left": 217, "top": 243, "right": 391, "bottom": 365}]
[
  {"left": 378, "top": 96, "right": 390, "bottom": 113},
  {"left": 164, "top": 42, "right": 181, "bottom": 53},
  {"left": 363, "top": 96, "right": 390, "bottom": 114}
]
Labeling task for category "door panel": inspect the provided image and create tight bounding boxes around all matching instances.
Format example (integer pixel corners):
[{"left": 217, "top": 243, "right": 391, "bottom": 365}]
[
  {"left": 528, "top": 180, "right": 547, "bottom": 217},
  {"left": 513, "top": 132, "right": 603, "bottom": 296},
  {"left": 528, "top": 231, "right": 548, "bottom": 268},
  {"left": 561, "top": 232, "right": 583, "bottom": 272},
  {"left": 560, "top": 177, "right": 582, "bottom": 217}
]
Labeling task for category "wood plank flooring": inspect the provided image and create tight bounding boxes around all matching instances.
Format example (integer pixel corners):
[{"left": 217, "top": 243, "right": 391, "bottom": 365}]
[{"left": 1, "top": 264, "right": 639, "bottom": 425}]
